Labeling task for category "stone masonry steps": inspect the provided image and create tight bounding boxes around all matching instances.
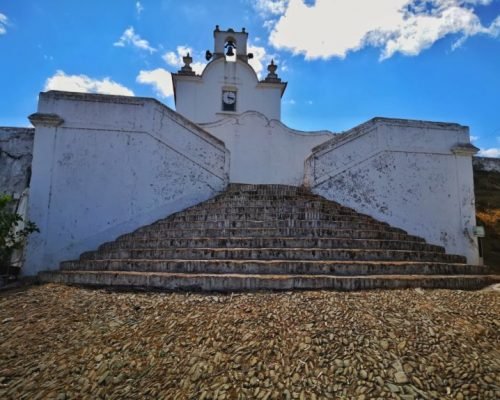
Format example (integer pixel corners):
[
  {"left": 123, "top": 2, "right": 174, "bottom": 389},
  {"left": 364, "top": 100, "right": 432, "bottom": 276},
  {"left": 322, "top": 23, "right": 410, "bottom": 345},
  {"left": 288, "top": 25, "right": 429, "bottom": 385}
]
[
  {"left": 98, "top": 237, "right": 444, "bottom": 252},
  {"left": 39, "top": 183, "right": 500, "bottom": 291},
  {"left": 117, "top": 228, "right": 422, "bottom": 241},
  {"left": 60, "top": 259, "right": 485, "bottom": 276},
  {"left": 142, "top": 220, "right": 403, "bottom": 231},
  {"left": 79, "top": 248, "right": 465, "bottom": 263},
  {"left": 39, "top": 270, "right": 499, "bottom": 291},
  {"left": 164, "top": 206, "right": 391, "bottom": 220},
  {"left": 164, "top": 212, "right": 381, "bottom": 223}
]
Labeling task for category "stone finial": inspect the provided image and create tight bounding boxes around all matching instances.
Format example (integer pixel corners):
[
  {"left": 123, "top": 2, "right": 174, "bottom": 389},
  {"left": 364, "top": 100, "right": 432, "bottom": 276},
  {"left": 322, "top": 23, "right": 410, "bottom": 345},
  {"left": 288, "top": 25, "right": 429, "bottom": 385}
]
[
  {"left": 264, "top": 59, "right": 281, "bottom": 82},
  {"left": 178, "top": 53, "right": 196, "bottom": 76}
]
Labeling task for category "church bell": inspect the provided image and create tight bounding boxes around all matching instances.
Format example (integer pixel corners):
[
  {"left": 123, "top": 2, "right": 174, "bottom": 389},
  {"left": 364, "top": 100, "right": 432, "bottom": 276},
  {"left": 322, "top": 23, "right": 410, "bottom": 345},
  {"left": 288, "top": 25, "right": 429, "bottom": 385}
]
[{"left": 225, "top": 41, "right": 235, "bottom": 57}]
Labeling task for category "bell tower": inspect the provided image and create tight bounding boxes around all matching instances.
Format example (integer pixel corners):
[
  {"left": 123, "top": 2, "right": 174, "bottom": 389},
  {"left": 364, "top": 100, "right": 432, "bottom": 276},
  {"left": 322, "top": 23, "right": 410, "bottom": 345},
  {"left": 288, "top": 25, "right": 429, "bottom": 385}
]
[
  {"left": 172, "top": 26, "right": 287, "bottom": 124},
  {"left": 211, "top": 26, "right": 249, "bottom": 62}
]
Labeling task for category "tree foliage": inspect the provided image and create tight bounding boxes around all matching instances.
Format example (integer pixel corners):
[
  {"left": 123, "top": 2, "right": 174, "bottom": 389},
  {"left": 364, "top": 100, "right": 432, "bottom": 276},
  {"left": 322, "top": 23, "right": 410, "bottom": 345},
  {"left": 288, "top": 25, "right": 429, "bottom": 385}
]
[{"left": 0, "top": 194, "right": 39, "bottom": 269}]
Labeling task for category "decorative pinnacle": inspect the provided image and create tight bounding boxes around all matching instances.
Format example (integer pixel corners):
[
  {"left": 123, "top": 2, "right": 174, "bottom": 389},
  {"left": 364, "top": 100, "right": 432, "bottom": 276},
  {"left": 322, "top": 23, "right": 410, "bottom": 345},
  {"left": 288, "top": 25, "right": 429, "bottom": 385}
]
[
  {"left": 179, "top": 52, "right": 195, "bottom": 75},
  {"left": 264, "top": 59, "right": 281, "bottom": 82}
]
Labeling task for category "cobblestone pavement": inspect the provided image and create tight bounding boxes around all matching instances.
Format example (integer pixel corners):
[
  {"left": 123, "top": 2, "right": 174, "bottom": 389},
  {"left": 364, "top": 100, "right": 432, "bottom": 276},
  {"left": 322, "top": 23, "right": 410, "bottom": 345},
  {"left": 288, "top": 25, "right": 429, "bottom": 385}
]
[{"left": 0, "top": 284, "right": 498, "bottom": 399}]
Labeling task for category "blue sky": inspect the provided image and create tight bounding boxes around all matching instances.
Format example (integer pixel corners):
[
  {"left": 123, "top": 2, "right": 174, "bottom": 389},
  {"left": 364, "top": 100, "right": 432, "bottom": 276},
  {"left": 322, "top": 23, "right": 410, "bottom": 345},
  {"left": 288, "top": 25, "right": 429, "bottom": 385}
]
[{"left": 1, "top": 0, "right": 499, "bottom": 156}]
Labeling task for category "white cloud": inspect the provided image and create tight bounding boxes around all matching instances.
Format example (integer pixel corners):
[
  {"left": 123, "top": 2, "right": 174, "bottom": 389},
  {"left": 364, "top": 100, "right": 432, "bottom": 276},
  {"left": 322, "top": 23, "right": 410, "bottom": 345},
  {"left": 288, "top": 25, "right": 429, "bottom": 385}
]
[
  {"left": 136, "top": 1, "right": 144, "bottom": 15},
  {"left": 253, "top": 0, "right": 289, "bottom": 17},
  {"left": 162, "top": 46, "right": 206, "bottom": 75},
  {"left": 114, "top": 26, "right": 156, "bottom": 53},
  {"left": 478, "top": 148, "right": 500, "bottom": 157},
  {"left": 470, "top": 135, "right": 479, "bottom": 141},
  {"left": 163, "top": 45, "right": 192, "bottom": 66},
  {"left": 0, "top": 13, "right": 8, "bottom": 35},
  {"left": 248, "top": 44, "right": 270, "bottom": 78},
  {"left": 263, "top": 0, "right": 500, "bottom": 60},
  {"left": 263, "top": 19, "right": 277, "bottom": 31},
  {"left": 248, "top": 43, "right": 287, "bottom": 80},
  {"left": 44, "top": 70, "right": 134, "bottom": 96},
  {"left": 136, "top": 68, "right": 173, "bottom": 98}
]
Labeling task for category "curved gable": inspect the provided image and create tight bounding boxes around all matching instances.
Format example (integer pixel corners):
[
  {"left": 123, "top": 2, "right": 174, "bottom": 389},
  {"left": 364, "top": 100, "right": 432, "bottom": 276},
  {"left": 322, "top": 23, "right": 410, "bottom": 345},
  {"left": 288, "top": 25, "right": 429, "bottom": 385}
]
[{"left": 201, "top": 57, "right": 260, "bottom": 84}]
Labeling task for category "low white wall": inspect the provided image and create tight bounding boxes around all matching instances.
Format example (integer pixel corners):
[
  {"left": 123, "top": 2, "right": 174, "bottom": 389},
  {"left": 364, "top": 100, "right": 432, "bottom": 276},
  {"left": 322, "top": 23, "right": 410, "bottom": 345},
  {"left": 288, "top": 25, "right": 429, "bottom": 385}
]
[
  {"left": 305, "top": 118, "right": 480, "bottom": 264},
  {"left": 473, "top": 156, "right": 500, "bottom": 173},
  {"left": 201, "top": 111, "right": 333, "bottom": 185},
  {"left": 25, "top": 91, "right": 229, "bottom": 275}
]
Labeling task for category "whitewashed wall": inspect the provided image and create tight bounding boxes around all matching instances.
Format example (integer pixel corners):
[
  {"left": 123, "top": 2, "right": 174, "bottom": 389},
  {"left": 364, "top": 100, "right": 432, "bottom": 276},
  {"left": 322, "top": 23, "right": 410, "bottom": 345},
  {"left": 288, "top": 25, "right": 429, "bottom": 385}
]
[
  {"left": 25, "top": 91, "right": 229, "bottom": 275},
  {"left": 305, "top": 118, "right": 480, "bottom": 264},
  {"left": 202, "top": 111, "right": 333, "bottom": 185},
  {"left": 174, "top": 58, "right": 285, "bottom": 123}
]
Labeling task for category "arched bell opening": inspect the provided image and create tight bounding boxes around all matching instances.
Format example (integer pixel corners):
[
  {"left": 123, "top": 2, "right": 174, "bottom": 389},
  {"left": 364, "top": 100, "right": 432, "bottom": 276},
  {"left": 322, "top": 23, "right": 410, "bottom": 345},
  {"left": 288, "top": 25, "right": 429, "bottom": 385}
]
[{"left": 224, "top": 37, "right": 237, "bottom": 62}]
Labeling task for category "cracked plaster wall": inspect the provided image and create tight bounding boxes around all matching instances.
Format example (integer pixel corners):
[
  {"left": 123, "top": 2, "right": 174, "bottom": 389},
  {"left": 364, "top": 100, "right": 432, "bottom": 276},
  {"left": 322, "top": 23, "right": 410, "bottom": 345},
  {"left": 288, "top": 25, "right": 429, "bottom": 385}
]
[
  {"left": 305, "top": 118, "right": 480, "bottom": 264},
  {"left": 25, "top": 91, "right": 229, "bottom": 275}
]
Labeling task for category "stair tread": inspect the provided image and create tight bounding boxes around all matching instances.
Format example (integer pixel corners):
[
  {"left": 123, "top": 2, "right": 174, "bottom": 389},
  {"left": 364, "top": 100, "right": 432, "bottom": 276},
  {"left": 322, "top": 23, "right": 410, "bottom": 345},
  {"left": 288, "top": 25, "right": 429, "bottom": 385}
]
[
  {"left": 95, "top": 247, "right": 451, "bottom": 252},
  {"left": 45, "top": 270, "right": 500, "bottom": 280},
  {"left": 113, "top": 236, "right": 425, "bottom": 241},
  {"left": 67, "top": 259, "right": 470, "bottom": 265}
]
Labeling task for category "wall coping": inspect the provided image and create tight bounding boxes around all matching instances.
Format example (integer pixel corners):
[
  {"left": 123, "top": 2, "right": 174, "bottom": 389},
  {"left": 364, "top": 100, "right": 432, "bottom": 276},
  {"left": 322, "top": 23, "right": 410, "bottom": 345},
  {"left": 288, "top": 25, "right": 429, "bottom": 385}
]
[
  {"left": 0, "top": 127, "right": 35, "bottom": 136},
  {"left": 311, "top": 117, "right": 469, "bottom": 155}
]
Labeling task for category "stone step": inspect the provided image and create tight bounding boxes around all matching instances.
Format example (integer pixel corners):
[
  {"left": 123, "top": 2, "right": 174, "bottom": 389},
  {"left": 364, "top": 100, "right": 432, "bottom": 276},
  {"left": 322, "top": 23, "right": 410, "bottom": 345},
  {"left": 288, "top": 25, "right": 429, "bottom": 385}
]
[
  {"left": 227, "top": 183, "right": 310, "bottom": 193},
  {"left": 62, "top": 259, "right": 479, "bottom": 275},
  {"left": 118, "top": 228, "right": 426, "bottom": 241},
  {"left": 79, "top": 248, "right": 465, "bottom": 263},
  {"left": 163, "top": 212, "right": 379, "bottom": 224},
  {"left": 207, "top": 192, "right": 316, "bottom": 199},
  {"left": 39, "top": 270, "right": 500, "bottom": 291},
  {"left": 99, "top": 237, "right": 445, "bottom": 253},
  {"left": 221, "top": 188, "right": 313, "bottom": 196},
  {"left": 188, "top": 201, "right": 348, "bottom": 210},
  {"left": 135, "top": 220, "right": 406, "bottom": 232}
]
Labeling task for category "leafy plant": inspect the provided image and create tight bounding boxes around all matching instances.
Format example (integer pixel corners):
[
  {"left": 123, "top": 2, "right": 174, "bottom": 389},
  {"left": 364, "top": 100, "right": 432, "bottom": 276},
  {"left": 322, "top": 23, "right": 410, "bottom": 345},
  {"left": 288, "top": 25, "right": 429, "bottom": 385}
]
[{"left": 0, "top": 194, "right": 39, "bottom": 273}]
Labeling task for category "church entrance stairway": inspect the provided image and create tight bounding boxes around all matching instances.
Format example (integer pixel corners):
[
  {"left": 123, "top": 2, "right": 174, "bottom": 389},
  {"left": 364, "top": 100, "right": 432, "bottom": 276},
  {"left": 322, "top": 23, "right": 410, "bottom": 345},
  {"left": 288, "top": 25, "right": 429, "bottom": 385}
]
[{"left": 39, "top": 184, "right": 500, "bottom": 291}]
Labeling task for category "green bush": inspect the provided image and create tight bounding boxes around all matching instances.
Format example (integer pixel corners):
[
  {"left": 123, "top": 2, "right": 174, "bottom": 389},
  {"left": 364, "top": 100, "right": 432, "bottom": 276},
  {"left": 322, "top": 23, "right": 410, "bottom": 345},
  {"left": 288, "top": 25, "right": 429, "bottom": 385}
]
[{"left": 0, "top": 194, "right": 39, "bottom": 273}]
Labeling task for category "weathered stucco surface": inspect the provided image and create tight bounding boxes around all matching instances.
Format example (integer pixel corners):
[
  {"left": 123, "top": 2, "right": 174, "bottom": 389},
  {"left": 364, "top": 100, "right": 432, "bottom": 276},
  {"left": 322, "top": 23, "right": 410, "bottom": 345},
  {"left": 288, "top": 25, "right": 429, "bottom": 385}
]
[
  {"left": 305, "top": 118, "right": 480, "bottom": 264},
  {"left": 25, "top": 91, "right": 229, "bottom": 275},
  {"left": 201, "top": 111, "right": 333, "bottom": 185},
  {"left": 0, "top": 127, "right": 34, "bottom": 201}
]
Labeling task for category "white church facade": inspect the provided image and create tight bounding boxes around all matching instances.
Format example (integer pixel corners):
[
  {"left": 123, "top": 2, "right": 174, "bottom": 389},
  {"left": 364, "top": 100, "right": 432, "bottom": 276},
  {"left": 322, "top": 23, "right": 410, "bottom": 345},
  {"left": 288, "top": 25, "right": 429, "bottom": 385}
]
[{"left": 19, "top": 27, "right": 485, "bottom": 283}]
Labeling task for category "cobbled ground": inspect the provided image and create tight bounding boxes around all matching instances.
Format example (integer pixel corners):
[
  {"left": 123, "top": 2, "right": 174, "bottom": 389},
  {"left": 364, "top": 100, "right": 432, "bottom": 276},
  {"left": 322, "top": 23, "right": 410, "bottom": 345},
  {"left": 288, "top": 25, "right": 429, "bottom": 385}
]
[{"left": 0, "top": 284, "right": 499, "bottom": 399}]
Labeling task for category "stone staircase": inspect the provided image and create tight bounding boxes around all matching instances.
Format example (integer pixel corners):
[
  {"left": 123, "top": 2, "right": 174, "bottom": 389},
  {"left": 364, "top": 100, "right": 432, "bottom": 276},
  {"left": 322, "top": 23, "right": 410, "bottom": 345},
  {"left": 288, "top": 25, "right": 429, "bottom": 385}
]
[{"left": 39, "top": 184, "right": 499, "bottom": 291}]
